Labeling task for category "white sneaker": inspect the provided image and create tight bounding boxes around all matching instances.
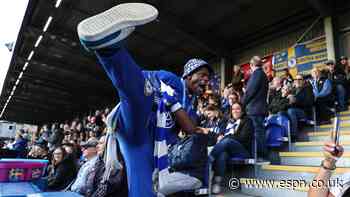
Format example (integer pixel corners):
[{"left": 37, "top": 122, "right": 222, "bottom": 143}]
[{"left": 77, "top": 3, "right": 158, "bottom": 50}]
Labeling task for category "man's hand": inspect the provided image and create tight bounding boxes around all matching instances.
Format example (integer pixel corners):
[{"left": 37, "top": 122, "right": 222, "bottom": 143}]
[
  {"left": 217, "top": 135, "right": 224, "bottom": 142},
  {"left": 323, "top": 141, "right": 344, "bottom": 168}
]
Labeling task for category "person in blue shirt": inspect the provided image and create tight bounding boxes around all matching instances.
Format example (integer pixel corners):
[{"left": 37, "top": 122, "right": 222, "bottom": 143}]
[
  {"left": 12, "top": 130, "right": 28, "bottom": 158},
  {"left": 77, "top": 3, "right": 213, "bottom": 197},
  {"left": 309, "top": 67, "right": 333, "bottom": 124}
]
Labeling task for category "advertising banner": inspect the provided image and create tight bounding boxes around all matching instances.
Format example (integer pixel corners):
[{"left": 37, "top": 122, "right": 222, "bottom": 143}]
[
  {"left": 294, "top": 38, "right": 328, "bottom": 75},
  {"left": 272, "top": 37, "right": 328, "bottom": 77}
]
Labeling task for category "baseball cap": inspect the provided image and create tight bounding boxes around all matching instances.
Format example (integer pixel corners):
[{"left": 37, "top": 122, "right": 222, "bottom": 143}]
[
  {"left": 325, "top": 60, "right": 335, "bottom": 65},
  {"left": 80, "top": 138, "right": 98, "bottom": 148},
  {"left": 340, "top": 56, "right": 348, "bottom": 60}
]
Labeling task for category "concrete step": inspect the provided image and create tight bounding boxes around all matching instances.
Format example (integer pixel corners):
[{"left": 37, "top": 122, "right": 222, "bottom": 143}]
[
  {"left": 331, "top": 116, "right": 350, "bottom": 124},
  {"left": 307, "top": 131, "right": 350, "bottom": 141},
  {"left": 292, "top": 141, "right": 350, "bottom": 152},
  {"left": 303, "top": 127, "right": 350, "bottom": 133},
  {"left": 239, "top": 178, "right": 307, "bottom": 197},
  {"left": 257, "top": 164, "right": 350, "bottom": 181},
  {"left": 303, "top": 125, "right": 350, "bottom": 133},
  {"left": 340, "top": 111, "right": 350, "bottom": 116},
  {"left": 333, "top": 116, "right": 350, "bottom": 121},
  {"left": 279, "top": 152, "right": 350, "bottom": 167},
  {"left": 319, "top": 122, "right": 350, "bottom": 129},
  {"left": 218, "top": 191, "right": 257, "bottom": 197}
]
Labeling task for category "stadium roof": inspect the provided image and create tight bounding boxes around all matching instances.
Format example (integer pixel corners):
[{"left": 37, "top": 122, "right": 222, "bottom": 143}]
[{"left": 0, "top": 0, "right": 346, "bottom": 124}]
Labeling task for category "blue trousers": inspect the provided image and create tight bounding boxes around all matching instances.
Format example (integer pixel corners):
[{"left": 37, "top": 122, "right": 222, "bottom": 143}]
[
  {"left": 287, "top": 108, "right": 306, "bottom": 137},
  {"left": 210, "top": 137, "right": 249, "bottom": 177},
  {"left": 96, "top": 47, "right": 155, "bottom": 197}
]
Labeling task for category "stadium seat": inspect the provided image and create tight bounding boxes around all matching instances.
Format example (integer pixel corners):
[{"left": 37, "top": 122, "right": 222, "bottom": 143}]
[{"left": 265, "top": 114, "right": 291, "bottom": 150}]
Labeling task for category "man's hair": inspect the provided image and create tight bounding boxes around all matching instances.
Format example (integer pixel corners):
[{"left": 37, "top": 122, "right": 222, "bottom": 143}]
[
  {"left": 311, "top": 67, "right": 321, "bottom": 74},
  {"left": 206, "top": 104, "right": 219, "bottom": 112},
  {"left": 250, "top": 56, "right": 262, "bottom": 67}
]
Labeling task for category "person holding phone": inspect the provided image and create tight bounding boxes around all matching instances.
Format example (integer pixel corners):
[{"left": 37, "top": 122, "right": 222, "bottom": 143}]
[{"left": 308, "top": 141, "right": 346, "bottom": 197}]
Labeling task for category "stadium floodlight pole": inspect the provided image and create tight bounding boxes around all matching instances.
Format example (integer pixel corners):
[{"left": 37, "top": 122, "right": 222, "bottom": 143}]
[
  {"left": 43, "top": 16, "right": 53, "bottom": 32},
  {"left": 55, "top": 0, "right": 63, "bottom": 8},
  {"left": 34, "top": 35, "right": 43, "bottom": 48}
]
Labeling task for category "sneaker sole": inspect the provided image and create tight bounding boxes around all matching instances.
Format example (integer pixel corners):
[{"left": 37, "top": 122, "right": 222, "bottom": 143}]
[{"left": 77, "top": 3, "right": 158, "bottom": 46}]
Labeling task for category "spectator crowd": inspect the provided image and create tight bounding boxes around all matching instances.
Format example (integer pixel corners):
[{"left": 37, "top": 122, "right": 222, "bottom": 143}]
[{"left": 1, "top": 55, "right": 350, "bottom": 196}]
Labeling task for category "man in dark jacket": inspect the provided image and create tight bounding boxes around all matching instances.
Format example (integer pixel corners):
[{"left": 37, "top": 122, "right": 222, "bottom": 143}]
[
  {"left": 287, "top": 74, "right": 314, "bottom": 138},
  {"left": 242, "top": 56, "right": 269, "bottom": 159},
  {"left": 326, "top": 60, "right": 347, "bottom": 111}
]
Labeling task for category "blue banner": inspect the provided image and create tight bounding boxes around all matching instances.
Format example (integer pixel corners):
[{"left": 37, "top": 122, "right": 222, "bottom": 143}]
[{"left": 295, "top": 38, "right": 327, "bottom": 75}]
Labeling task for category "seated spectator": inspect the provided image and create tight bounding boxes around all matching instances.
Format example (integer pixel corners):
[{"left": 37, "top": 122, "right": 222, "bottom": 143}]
[
  {"left": 62, "top": 143, "right": 80, "bottom": 166},
  {"left": 222, "top": 90, "right": 240, "bottom": 118},
  {"left": 268, "top": 76, "right": 283, "bottom": 105},
  {"left": 208, "top": 92, "right": 221, "bottom": 107},
  {"left": 201, "top": 105, "right": 226, "bottom": 134},
  {"left": 340, "top": 56, "right": 348, "bottom": 72},
  {"left": 310, "top": 67, "right": 333, "bottom": 124},
  {"left": 38, "top": 125, "right": 51, "bottom": 143},
  {"left": 287, "top": 74, "right": 314, "bottom": 139},
  {"left": 63, "top": 122, "right": 71, "bottom": 132},
  {"left": 28, "top": 142, "right": 49, "bottom": 160},
  {"left": 70, "top": 139, "right": 99, "bottom": 195},
  {"left": 228, "top": 91, "right": 240, "bottom": 106},
  {"left": 12, "top": 130, "right": 28, "bottom": 158},
  {"left": 281, "top": 68, "right": 294, "bottom": 87},
  {"left": 79, "top": 132, "right": 86, "bottom": 143},
  {"left": 221, "top": 85, "right": 233, "bottom": 117},
  {"left": 231, "top": 65, "right": 244, "bottom": 91},
  {"left": 268, "top": 85, "right": 291, "bottom": 115},
  {"left": 48, "top": 127, "right": 64, "bottom": 152},
  {"left": 88, "top": 130, "right": 98, "bottom": 141},
  {"left": 209, "top": 102, "right": 253, "bottom": 194},
  {"left": 325, "top": 60, "right": 348, "bottom": 111},
  {"left": 47, "top": 146, "right": 77, "bottom": 191},
  {"left": 341, "top": 56, "right": 350, "bottom": 101},
  {"left": 88, "top": 136, "right": 127, "bottom": 197}
]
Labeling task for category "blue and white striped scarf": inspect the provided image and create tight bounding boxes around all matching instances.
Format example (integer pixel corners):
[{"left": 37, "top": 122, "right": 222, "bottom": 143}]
[{"left": 152, "top": 82, "right": 176, "bottom": 195}]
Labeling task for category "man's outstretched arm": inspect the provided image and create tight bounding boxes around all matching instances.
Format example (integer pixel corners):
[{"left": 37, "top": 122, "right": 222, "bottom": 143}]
[{"left": 308, "top": 141, "right": 343, "bottom": 197}]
